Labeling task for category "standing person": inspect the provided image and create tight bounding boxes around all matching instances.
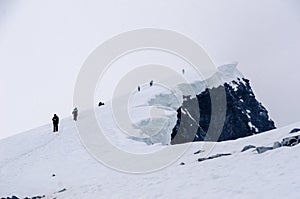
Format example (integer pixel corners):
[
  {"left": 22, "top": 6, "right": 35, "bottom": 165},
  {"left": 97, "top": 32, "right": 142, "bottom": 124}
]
[
  {"left": 52, "top": 114, "right": 59, "bottom": 132},
  {"left": 150, "top": 80, "right": 153, "bottom": 87},
  {"left": 138, "top": 86, "right": 141, "bottom": 92},
  {"left": 182, "top": 69, "right": 185, "bottom": 75},
  {"left": 72, "top": 107, "right": 78, "bottom": 121}
]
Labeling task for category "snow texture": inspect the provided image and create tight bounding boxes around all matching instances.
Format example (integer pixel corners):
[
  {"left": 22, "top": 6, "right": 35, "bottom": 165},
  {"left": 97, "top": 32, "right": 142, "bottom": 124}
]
[{"left": 0, "top": 113, "right": 299, "bottom": 198}]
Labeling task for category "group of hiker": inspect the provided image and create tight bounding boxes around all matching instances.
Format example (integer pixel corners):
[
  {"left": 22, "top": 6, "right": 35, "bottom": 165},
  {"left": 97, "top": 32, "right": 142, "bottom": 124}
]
[
  {"left": 52, "top": 69, "right": 185, "bottom": 132},
  {"left": 137, "top": 69, "right": 185, "bottom": 92},
  {"left": 137, "top": 80, "right": 154, "bottom": 92},
  {"left": 52, "top": 101, "right": 106, "bottom": 132},
  {"left": 51, "top": 107, "right": 78, "bottom": 132}
]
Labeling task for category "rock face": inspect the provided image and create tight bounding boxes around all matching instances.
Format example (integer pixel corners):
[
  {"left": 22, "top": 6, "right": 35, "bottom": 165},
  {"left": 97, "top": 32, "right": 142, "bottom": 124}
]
[
  {"left": 273, "top": 141, "right": 282, "bottom": 149},
  {"left": 256, "top": 146, "right": 273, "bottom": 154},
  {"left": 241, "top": 145, "right": 256, "bottom": 152},
  {"left": 198, "top": 153, "right": 231, "bottom": 162},
  {"left": 171, "top": 77, "right": 276, "bottom": 144},
  {"left": 282, "top": 135, "right": 300, "bottom": 147},
  {"left": 289, "top": 128, "right": 300, "bottom": 134},
  {"left": 240, "top": 134, "right": 300, "bottom": 154},
  {"left": 1, "top": 196, "right": 45, "bottom": 199}
]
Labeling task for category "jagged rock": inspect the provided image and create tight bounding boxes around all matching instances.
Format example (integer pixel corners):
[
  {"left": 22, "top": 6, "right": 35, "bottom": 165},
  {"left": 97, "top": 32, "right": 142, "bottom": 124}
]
[
  {"left": 194, "top": 150, "right": 204, "bottom": 155},
  {"left": 31, "top": 196, "right": 45, "bottom": 199},
  {"left": 0, "top": 197, "right": 20, "bottom": 199},
  {"left": 240, "top": 136, "right": 300, "bottom": 155},
  {"left": 172, "top": 77, "right": 275, "bottom": 144},
  {"left": 57, "top": 188, "right": 67, "bottom": 193},
  {"left": 282, "top": 135, "right": 300, "bottom": 147},
  {"left": 273, "top": 141, "right": 282, "bottom": 149},
  {"left": 241, "top": 145, "right": 256, "bottom": 152},
  {"left": 289, "top": 128, "right": 300, "bottom": 134},
  {"left": 198, "top": 153, "right": 231, "bottom": 162},
  {"left": 256, "top": 146, "right": 273, "bottom": 154},
  {"left": 254, "top": 136, "right": 300, "bottom": 154},
  {"left": 4, "top": 196, "right": 45, "bottom": 199}
]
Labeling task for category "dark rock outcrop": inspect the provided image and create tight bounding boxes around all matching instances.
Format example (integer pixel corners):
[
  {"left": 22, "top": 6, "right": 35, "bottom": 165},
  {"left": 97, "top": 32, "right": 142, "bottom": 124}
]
[
  {"left": 0, "top": 196, "right": 19, "bottom": 199},
  {"left": 273, "top": 141, "right": 282, "bottom": 149},
  {"left": 256, "top": 146, "right": 273, "bottom": 154},
  {"left": 194, "top": 150, "right": 204, "bottom": 155},
  {"left": 198, "top": 153, "right": 231, "bottom": 162},
  {"left": 240, "top": 135, "right": 300, "bottom": 154},
  {"left": 289, "top": 128, "right": 300, "bottom": 134},
  {"left": 241, "top": 145, "right": 256, "bottom": 152},
  {"left": 282, "top": 135, "right": 300, "bottom": 147},
  {"left": 57, "top": 188, "right": 67, "bottom": 193},
  {"left": 171, "top": 78, "right": 276, "bottom": 144},
  {"left": 1, "top": 196, "right": 45, "bottom": 199}
]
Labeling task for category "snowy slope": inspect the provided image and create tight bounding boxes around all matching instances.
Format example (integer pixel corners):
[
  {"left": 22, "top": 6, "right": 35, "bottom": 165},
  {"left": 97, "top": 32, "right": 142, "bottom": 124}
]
[
  {"left": 1, "top": 64, "right": 299, "bottom": 198},
  {"left": 1, "top": 105, "right": 300, "bottom": 198}
]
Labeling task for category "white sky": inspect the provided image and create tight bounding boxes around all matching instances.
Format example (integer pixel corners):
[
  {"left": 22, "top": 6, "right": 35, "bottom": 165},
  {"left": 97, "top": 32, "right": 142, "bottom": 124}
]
[{"left": 1, "top": 0, "right": 300, "bottom": 139}]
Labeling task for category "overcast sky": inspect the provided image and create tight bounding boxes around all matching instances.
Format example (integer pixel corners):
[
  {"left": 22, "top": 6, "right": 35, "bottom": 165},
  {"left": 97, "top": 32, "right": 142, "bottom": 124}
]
[{"left": 1, "top": 0, "right": 300, "bottom": 139}]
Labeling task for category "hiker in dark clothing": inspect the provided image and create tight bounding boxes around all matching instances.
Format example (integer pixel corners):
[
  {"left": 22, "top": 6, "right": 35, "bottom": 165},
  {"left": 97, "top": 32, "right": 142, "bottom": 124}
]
[
  {"left": 98, "top": 102, "right": 105, "bottom": 107},
  {"left": 182, "top": 69, "right": 185, "bottom": 74},
  {"left": 52, "top": 114, "right": 59, "bottom": 132},
  {"left": 150, "top": 80, "right": 153, "bottom": 87},
  {"left": 138, "top": 86, "right": 141, "bottom": 92},
  {"left": 72, "top": 107, "right": 78, "bottom": 121}
]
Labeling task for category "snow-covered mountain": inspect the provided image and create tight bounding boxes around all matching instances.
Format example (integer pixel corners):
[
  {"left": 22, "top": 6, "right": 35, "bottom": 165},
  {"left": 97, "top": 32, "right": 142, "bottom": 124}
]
[
  {"left": 128, "top": 62, "right": 275, "bottom": 145},
  {"left": 1, "top": 63, "right": 294, "bottom": 199},
  {"left": 0, "top": 108, "right": 300, "bottom": 198}
]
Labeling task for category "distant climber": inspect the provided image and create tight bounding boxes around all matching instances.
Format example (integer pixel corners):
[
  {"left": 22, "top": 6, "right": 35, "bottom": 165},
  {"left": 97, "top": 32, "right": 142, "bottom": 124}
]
[
  {"left": 182, "top": 69, "right": 185, "bottom": 74},
  {"left": 150, "top": 80, "right": 153, "bottom": 87},
  {"left": 98, "top": 101, "right": 105, "bottom": 107},
  {"left": 52, "top": 114, "right": 59, "bottom": 132},
  {"left": 138, "top": 86, "right": 141, "bottom": 92},
  {"left": 72, "top": 107, "right": 78, "bottom": 121}
]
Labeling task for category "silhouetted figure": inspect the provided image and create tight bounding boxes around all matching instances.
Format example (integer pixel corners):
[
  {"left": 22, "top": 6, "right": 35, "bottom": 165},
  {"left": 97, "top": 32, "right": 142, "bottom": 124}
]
[
  {"left": 138, "top": 86, "right": 141, "bottom": 92},
  {"left": 98, "top": 102, "right": 105, "bottom": 107},
  {"left": 150, "top": 80, "right": 153, "bottom": 87},
  {"left": 52, "top": 114, "right": 59, "bottom": 132},
  {"left": 72, "top": 107, "right": 78, "bottom": 121},
  {"left": 182, "top": 69, "right": 185, "bottom": 74}
]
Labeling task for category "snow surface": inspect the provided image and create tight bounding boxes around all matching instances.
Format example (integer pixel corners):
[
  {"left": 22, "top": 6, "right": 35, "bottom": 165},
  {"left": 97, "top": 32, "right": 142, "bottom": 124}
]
[
  {"left": 1, "top": 113, "right": 300, "bottom": 198},
  {"left": 1, "top": 63, "right": 299, "bottom": 198},
  {"left": 106, "top": 83, "right": 181, "bottom": 146},
  {"left": 1, "top": 108, "right": 300, "bottom": 198}
]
